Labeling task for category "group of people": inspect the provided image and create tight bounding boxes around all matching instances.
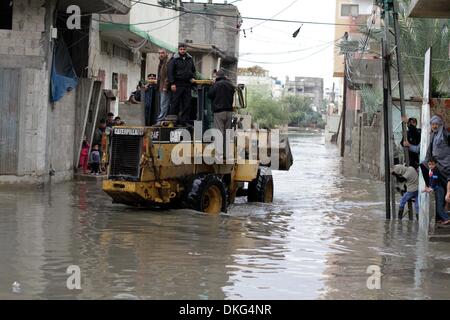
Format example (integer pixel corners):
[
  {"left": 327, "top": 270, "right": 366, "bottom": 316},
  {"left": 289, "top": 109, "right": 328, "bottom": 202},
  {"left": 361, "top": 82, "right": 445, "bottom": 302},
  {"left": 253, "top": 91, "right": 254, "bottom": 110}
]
[
  {"left": 130, "top": 43, "right": 236, "bottom": 133},
  {"left": 78, "top": 112, "right": 126, "bottom": 175},
  {"left": 392, "top": 115, "right": 450, "bottom": 225},
  {"left": 80, "top": 43, "right": 237, "bottom": 174}
]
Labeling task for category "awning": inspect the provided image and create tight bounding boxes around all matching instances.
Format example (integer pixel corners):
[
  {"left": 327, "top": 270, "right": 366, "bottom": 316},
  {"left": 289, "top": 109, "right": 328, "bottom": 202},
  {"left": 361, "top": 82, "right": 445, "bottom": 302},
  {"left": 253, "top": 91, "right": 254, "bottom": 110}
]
[
  {"left": 99, "top": 22, "right": 177, "bottom": 53},
  {"left": 409, "top": 0, "right": 450, "bottom": 18}
]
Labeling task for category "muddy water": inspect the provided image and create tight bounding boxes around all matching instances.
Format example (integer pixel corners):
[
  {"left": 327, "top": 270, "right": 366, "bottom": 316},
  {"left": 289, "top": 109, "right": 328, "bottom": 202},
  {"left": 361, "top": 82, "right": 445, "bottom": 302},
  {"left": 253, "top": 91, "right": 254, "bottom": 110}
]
[{"left": 0, "top": 133, "right": 449, "bottom": 299}]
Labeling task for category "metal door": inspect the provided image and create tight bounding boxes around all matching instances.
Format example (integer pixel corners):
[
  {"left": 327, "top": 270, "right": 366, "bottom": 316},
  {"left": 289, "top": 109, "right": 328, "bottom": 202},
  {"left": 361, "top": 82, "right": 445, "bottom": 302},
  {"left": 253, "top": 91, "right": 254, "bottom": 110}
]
[{"left": 0, "top": 68, "right": 20, "bottom": 174}]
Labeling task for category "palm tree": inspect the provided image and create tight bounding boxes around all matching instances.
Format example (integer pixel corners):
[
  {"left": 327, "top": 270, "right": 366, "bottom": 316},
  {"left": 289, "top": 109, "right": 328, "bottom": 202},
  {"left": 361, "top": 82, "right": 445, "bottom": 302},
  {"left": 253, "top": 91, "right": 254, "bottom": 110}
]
[{"left": 397, "top": 0, "right": 450, "bottom": 97}]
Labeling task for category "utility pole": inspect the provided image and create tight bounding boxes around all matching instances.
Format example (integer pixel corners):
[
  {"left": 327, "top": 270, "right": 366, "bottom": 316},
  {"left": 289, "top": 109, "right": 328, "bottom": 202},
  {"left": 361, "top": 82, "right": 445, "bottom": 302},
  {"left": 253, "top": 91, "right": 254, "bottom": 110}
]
[
  {"left": 340, "top": 32, "right": 349, "bottom": 158},
  {"left": 377, "top": 0, "right": 411, "bottom": 219},
  {"left": 382, "top": 39, "right": 392, "bottom": 220}
]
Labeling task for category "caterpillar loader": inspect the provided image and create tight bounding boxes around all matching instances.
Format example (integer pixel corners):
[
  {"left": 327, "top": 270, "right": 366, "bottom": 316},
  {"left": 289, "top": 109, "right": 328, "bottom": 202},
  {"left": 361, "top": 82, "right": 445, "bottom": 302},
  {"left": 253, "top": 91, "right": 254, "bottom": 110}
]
[{"left": 102, "top": 80, "right": 293, "bottom": 214}]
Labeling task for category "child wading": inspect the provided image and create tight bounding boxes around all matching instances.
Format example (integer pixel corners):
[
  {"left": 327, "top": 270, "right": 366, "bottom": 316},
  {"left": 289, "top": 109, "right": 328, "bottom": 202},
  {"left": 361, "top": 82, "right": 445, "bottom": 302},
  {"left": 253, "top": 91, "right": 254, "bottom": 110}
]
[
  {"left": 79, "top": 139, "right": 90, "bottom": 174},
  {"left": 391, "top": 164, "right": 419, "bottom": 220},
  {"left": 90, "top": 145, "right": 101, "bottom": 175}
]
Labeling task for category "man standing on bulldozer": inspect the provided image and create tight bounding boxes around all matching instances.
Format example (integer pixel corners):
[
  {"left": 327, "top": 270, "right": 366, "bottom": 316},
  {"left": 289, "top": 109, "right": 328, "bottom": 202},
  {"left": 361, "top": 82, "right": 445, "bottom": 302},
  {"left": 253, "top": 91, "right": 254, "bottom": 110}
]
[
  {"left": 208, "top": 69, "right": 235, "bottom": 161},
  {"left": 167, "top": 43, "right": 196, "bottom": 125}
]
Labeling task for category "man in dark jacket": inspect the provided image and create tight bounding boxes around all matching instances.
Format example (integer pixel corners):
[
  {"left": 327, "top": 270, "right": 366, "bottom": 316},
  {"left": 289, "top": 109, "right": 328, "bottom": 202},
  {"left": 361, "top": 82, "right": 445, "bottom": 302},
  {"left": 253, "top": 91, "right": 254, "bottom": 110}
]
[
  {"left": 208, "top": 70, "right": 235, "bottom": 161},
  {"left": 401, "top": 117, "right": 421, "bottom": 169},
  {"left": 167, "top": 43, "right": 196, "bottom": 125},
  {"left": 207, "top": 70, "right": 235, "bottom": 137}
]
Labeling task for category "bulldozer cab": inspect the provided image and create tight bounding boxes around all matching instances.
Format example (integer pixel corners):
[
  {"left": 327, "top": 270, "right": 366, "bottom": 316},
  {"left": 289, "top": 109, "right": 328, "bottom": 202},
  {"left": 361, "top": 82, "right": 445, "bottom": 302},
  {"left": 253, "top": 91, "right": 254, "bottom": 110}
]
[{"left": 181, "top": 80, "right": 246, "bottom": 133}]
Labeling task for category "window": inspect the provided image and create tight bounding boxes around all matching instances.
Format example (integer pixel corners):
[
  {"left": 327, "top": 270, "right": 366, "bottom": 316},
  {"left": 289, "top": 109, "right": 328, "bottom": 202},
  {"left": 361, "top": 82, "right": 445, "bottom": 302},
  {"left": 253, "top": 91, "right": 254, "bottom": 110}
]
[
  {"left": 119, "top": 74, "right": 128, "bottom": 102},
  {"left": 341, "top": 4, "right": 359, "bottom": 17},
  {"left": 112, "top": 73, "right": 118, "bottom": 90},
  {"left": 113, "top": 44, "right": 133, "bottom": 61},
  {"left": 0, "top": 1, "right": 13, "bottom": 30},
  {"left": 101, "top": 40, "right": 110, "bottom": 55}
]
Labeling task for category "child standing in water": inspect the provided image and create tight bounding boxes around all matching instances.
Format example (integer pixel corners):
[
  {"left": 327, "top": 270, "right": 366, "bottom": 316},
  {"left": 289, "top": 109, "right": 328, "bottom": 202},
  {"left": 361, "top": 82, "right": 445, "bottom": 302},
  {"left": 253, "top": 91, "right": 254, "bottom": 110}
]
[
  {"left": 79, "top": 138, "right": 90, "bottom": 174},
  {"left": 90, "top": 144, "right": 101, "bottom": 175}
]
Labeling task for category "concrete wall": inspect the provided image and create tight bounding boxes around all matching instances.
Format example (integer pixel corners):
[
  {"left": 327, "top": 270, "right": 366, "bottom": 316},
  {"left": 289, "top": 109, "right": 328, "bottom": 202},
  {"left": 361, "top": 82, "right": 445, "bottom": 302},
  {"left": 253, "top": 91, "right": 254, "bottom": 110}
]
[
  {"left": 349, "top": 112, "right": 384, "bottom": 179},
  {"left": 0, "top": 0, "right": 80, "bottom": 184},
  {"left": 0, "top": 0, "right": 51, "bottom": 184},
  {"left": 49, "top": 90, "right": 77, "bottom": 182},
  {"left": 180, "top": 2, "right": 240, "bottom": 80},
  {"left": 180, "top": 2, "right": 239, "bottom": 59}
]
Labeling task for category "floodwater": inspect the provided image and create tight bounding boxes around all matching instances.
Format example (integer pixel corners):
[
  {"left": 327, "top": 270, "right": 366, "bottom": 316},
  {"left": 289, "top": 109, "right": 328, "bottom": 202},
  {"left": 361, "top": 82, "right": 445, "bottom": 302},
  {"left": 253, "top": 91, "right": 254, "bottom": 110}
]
[{"left": 0, "top": 132, "right": 449, "bottom": 300}]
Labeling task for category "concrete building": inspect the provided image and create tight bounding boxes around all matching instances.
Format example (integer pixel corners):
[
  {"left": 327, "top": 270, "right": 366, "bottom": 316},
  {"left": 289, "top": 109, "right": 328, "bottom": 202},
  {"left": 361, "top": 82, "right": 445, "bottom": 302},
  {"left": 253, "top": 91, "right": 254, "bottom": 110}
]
[
  {"left": 0, "top": 0, "right": 178, "bottom": 184},
  {"left": 332, "top": 0, "right": 383, "bottom": 148},
  {"left": 179, "top": 0, "right": 241, "bottom": 81},
  {"left": 237, "top": 66, "right": 283, "bottom": 99},
  {"left": 284, "top": 76, "right": 324, "bottom": 111},
  {"left": 91, "top": 0, "right": 179, "bottom": 116}
]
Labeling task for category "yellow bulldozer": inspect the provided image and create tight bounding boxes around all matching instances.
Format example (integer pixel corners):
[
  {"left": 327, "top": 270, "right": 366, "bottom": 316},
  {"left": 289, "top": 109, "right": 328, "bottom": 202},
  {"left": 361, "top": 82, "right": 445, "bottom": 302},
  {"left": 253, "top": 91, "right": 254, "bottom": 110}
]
[{"left": 102, "top": 80, "right": 293, "bottom": 214}]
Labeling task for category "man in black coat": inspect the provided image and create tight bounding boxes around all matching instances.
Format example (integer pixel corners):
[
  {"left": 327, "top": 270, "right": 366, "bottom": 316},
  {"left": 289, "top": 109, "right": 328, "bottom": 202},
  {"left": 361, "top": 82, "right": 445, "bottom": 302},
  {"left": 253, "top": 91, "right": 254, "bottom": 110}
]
[
  {"left": 208, "top": 70, "right": 235, "bottom": 160},
  {"left": 167, "top": 43, "right": 196, "bottom": 125},
  {"left": 401, "top": 117, "right": 421, "bottom": 169}
]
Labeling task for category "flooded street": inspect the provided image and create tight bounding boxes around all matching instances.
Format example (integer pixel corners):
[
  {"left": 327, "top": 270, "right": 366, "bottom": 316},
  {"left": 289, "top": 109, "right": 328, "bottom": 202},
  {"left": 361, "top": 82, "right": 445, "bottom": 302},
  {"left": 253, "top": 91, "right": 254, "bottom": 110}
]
[{"left": 0, "top": 132, "right": 449, "bottom": 300}]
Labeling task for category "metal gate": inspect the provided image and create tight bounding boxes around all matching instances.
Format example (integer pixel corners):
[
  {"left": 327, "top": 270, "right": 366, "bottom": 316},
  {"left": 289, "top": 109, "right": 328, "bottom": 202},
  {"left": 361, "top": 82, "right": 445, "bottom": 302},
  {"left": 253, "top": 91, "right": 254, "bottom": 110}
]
[{"left": 0, "top": 68, "right": 20, "bottom": 174}]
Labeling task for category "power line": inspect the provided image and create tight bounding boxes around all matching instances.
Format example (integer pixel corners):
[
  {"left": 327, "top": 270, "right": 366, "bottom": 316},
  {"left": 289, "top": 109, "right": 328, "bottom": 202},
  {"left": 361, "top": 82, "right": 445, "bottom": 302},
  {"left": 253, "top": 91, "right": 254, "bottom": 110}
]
[
  {"left": 240, "top": 41, "right": 336, "bottom": 64},
  {"left": 239, "top": 38, "right": 341, "bottom": 56},
  {"left": 129, "top": 0, "right": 367, "bottom": 27},
  {"left": 243, "top": 0, "right": 299, "bottom": 32}
]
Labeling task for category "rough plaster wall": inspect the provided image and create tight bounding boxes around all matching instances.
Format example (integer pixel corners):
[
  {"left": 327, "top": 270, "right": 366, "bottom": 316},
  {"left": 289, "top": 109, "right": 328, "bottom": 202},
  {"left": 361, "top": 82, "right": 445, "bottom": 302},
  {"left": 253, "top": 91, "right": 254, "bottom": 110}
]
[
  {"left": 49, "top": 90, "right": 76, "bottom": 180},
  {"left": 0, "top": 0, "right": 78, "bottom": 184},
  {"left": 17, "top": 68, "right": 49, "bottom": 177},
  {"left": 0, "top": 0, "right": 49, "bottom": 180},
  {"left": 180, "top": 4, "right": 239, "bottom": 58}
]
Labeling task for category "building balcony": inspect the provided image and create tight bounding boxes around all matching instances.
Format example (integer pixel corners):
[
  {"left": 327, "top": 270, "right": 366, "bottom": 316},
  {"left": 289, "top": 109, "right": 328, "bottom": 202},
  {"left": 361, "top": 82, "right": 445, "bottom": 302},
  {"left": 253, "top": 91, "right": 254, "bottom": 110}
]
[
  {"left": 409, "top": 0, "right": 450, "bottom": 18},
  {"left": 58, "top": 0, "right": 131, "bottom": 15}
]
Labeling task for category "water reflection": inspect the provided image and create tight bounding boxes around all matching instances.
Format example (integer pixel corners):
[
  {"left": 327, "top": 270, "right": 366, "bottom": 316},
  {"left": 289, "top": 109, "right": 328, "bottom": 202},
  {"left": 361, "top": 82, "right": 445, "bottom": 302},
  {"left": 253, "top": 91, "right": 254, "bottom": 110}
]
[{"left": 0, "top": 133, "right": 448, "bottom": 299}]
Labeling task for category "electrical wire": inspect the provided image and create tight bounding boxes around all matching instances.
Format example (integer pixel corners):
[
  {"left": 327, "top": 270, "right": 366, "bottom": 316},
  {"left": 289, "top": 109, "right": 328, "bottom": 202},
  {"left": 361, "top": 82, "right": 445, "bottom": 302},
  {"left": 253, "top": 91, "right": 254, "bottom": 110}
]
[
  {"left": 129, "top": 0, "right": 367, "bottom": 27},
  {"left": 239, "top": 38, "right": 341, "bottom": 56},
  {"left": 239, "top": 41, "right": 336, "bottom": 64},
  {"left": 242, "top": 0, "right": 299, "bottom": 32}
]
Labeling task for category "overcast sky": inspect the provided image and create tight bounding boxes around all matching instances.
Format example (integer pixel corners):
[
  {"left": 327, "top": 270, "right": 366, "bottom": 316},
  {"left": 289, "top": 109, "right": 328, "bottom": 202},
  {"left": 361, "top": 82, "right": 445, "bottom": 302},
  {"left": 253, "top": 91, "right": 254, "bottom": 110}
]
[{"left": 230, "top": 0, "right": 337, "bottom": 90}]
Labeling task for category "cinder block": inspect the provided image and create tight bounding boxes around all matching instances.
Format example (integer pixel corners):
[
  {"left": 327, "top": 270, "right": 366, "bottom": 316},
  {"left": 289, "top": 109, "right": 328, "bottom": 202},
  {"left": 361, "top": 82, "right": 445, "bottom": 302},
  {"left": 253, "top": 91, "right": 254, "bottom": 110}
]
[
  {"left": 25, "top": 46, "right": 39, "bottom": 56},
  {"left": 35, "top": 23, "right": 45, "bottom": 33},
  {"left": 15, "top": 45, "right": 25, "bottom": 55},
  {"left": 0, "top": 46, "right": 8, "bottom": 55}
]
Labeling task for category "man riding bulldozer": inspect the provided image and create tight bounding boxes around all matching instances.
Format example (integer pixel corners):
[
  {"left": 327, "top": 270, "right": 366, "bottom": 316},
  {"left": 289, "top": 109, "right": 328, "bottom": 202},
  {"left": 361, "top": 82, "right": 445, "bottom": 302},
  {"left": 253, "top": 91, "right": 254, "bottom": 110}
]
[{"left": 101, "top": 70, "right": 293, "bottom": 214}]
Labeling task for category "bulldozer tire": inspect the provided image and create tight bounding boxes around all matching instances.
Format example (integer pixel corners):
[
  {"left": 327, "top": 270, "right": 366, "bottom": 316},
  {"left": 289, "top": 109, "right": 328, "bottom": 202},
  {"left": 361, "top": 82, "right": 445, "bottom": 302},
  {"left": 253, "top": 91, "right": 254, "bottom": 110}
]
[
  {"left": 248, "top": 167, "right": 274, "bottom": 203},
  {"left": 186, "top": 175, "right": 228, "bottom": 214}
]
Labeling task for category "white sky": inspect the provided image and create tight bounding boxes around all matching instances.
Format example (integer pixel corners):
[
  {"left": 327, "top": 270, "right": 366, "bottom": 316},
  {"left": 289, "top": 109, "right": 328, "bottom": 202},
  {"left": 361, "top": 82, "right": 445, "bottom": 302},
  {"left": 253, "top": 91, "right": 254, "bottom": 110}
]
[{"left": 231, "top": 0, "right": 337, "bottom": 90}]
